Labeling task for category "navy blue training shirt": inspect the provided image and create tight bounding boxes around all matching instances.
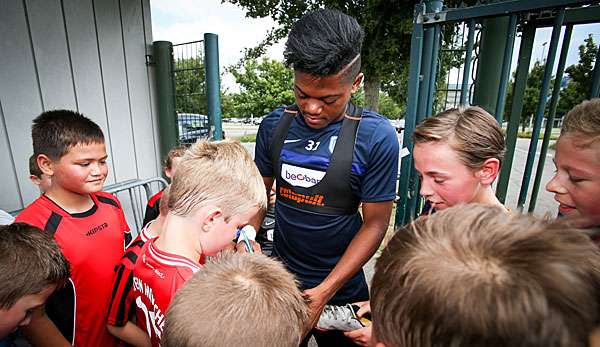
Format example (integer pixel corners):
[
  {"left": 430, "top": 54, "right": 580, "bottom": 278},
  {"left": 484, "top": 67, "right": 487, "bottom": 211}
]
[{"left": 255, "top": 106, "right": 399, "bottom": 304}]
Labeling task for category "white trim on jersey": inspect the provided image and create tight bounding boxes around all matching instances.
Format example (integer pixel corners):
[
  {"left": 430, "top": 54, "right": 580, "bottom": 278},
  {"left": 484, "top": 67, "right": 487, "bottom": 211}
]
[
  {"left": 69, "top": 278, "right": 76, "bottom": 345},
  {"left": 147, "top": 241, "right": 201, "bottom": 273}
]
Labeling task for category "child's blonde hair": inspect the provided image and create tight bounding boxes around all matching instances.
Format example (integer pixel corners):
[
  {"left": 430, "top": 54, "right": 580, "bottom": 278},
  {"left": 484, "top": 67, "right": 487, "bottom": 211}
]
[
  {"left": 413, "top": 106, "right": 505, "bottom": 169},
  {"left": 560, "top": 98, "right": 600, "bottom": 148},
  {"left": 162, "top": 252, "right": 308, "bottom": 347},
  {"left": 168, "top": 140, "right": 267, "bottom": 219},
  {"left": 372, "top": 204, "right": 600, "bottom": 347}
]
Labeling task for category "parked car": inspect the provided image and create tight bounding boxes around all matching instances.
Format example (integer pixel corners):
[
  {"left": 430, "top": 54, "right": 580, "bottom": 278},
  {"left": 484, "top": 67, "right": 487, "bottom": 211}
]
[{"left": 178, "top": 113, "right": 209, "bottom": 144}]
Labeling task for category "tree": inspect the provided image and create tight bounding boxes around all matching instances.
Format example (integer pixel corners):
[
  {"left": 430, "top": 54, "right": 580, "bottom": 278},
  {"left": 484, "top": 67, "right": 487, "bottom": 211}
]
[
  {"left": 504, "top": 61, "right": 552, "bottom": 130},
  {"left": 229, "top": 58, "right": 295, "bottom": 118},
  {"left": 222, "top": 0, "right": 419, "bottom": 112},
  {"left": 557, "top": 34, "right": 598, "bottom": 115}
]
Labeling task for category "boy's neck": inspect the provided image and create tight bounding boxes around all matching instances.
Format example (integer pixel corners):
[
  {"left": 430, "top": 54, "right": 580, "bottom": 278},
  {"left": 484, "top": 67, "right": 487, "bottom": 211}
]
[
  {"left": 45, "top": 186, "right": 95, "bottom": 214},
  {"left": 146, "top": 215, "right": 164, "bottom": 239},
  {"left": 153, "top": 214, "right": 202, "bottom": 264},
  {"left": 474, "top": 186, "right": 507, "bottom": 212}
]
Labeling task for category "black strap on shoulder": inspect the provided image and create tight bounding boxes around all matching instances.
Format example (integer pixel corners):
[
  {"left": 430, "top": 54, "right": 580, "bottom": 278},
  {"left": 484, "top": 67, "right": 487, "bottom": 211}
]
[{"left": 270, "top": 105, "right": 299, "bottom": 169}]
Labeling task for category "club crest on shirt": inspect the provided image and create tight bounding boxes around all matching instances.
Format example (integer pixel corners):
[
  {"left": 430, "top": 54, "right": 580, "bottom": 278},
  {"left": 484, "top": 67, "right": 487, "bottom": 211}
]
[
  {"left": 282, "top": 163, "right": 325, "bottom": 188},
  {"left": 328, "top": 136, "right": 338, "bottom": 153}
]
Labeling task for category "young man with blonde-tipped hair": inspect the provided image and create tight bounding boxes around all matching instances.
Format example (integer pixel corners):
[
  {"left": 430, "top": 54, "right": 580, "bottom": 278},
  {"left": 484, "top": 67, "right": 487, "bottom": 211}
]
[
  {"left": 162, "top": 252, "right": 308, "bottom": 347},
  {"left": 132, "top": 140, "right": 267, "bottom": 347},
  {"left": 371, "top": 204, "right": 600, "bottom": 347}
]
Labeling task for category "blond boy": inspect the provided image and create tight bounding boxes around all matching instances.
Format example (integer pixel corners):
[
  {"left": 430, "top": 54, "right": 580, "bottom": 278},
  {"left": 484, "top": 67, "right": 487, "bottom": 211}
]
[
  {"left": 162, "top": 252, "right": 308, "bottom": 347},
  {"left": 132, "top": 140, "right": 266, "bottom": 346},
  {"left": 546, "top": 98, "right": 600, "bottom": 229},
  {"left": 371, "top": 204, "right": 600, "bottom": 347}
]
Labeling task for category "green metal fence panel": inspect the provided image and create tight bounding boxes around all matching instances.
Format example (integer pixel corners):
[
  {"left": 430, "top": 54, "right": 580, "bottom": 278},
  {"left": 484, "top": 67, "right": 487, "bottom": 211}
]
[
  {"left": 496, "top": 23, "right": 535, "bottom": 204},
  {"left": 204, "top": 33, "right": 223, "bottom": 140},
  {"left": 529, "top": 25, "right": 573, "bottom": 212},
  {"left": 494, "top": 14, "right": 518, "bottom": 123},
  {"left": 153, "top": 41, "right": 178, "bottom": 161},
  {"left": 396, "top": 0, "right": 600, "bottom": 226},
  {"left": 517, "top": 9, "right": 565, "bottom": 210},
  {"left": 395, "top": 3, "right": 425, "bottom": 228}
]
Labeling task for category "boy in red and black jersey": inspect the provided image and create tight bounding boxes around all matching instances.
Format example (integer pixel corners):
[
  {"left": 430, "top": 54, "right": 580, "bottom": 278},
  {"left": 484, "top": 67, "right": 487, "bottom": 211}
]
[
  {"left": 132, "top": 140, "right": 267, "bottom": 346},
  {"left": 142, "top": 146, "right": 186, "bottom": 227},
  {"left": 106, "top": 187, "right": 169, "bottom": 347},
  {"left": 16, "top": 110, "right": 129, "bottom": 347}
]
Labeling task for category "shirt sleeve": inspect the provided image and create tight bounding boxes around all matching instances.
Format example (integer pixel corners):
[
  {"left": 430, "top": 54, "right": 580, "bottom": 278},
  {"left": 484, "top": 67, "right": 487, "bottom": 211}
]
[
  {"left": 106, "top": 263, "right": 135, "bottom": 326},
  {"left": 360, "top": 120, "right": 400, "bottom": 202}
]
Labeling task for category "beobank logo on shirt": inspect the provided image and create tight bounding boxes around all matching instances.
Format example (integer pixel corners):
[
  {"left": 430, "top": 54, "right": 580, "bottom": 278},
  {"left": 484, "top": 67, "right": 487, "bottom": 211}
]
[{"left": 282, "top": 163, "right": 325, "bottom": 188}]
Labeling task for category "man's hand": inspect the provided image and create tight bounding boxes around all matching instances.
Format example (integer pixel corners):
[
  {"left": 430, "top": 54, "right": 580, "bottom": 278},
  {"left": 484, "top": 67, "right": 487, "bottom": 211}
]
[
  {"left": 344, "top": 301, "right": 372, "bottom": 346},
  {"left": 235, "top": 240, "right": 262, "bottom": 254},
  {"left": 302, "top": 286, "right": 330, "bottom": 336}
]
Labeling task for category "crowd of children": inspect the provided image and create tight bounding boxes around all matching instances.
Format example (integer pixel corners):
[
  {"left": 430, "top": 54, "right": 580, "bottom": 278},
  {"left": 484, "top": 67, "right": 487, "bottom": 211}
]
[{"left": 0, "top": 97, "right": 596, "bottom": 347}]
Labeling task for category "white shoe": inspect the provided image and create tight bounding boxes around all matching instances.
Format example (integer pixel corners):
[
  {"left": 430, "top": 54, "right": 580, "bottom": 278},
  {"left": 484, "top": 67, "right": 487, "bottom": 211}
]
[{"left": 316, "top": 304, "right": 364, "bottom": 331}]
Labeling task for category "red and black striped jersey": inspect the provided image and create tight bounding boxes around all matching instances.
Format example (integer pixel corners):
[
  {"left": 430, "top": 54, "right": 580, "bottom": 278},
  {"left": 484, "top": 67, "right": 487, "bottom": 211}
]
[
  {"left": 16, "top": 192, "right": 130, "bottom": 347},
  {"left": 132, "top": 239, "right": 203, "bottom": 347},
  {"left": 107, "top": 223, "right": 156, "bottom": 327},
  {"left": 142, "top": 189, "right": 163, "bottom": 228}
]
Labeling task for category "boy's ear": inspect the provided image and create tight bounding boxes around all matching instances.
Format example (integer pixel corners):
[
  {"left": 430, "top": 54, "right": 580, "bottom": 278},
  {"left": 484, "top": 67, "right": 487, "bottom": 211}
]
[
  {"left": 37, "top": 154, "right": 55, "bottom": 177},
  {"left": 164, "top": 167, "right": 173, "bottom": 179},
  {"left": 200, "top": 207, "right": 223, "bottom": 233},
  {"left": 476, "top": 158, "right": 500, "bottom": 185}
]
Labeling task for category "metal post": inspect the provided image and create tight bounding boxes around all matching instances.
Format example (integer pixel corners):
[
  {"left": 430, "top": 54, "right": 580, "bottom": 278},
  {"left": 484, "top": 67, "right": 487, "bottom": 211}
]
[
  {"left": 494, "top": 14, "right": 518, "bottom": 122},
  {"left": 517, "top": 8, "right": 565, "bottom": 210},
  {"left": 460, "top": 19, "right": 476, "bottom": 105},
  {"left": 426, "top": 24, "right": 442, "bottom": 116},
  {"left": 496, "top": 23, "right": 536, "bottom": 203},
  {"left": 395, "top": 3, "right": 425, "bottom": 228},
  {"left": 529, "top": 24, "right": 573, "bottom": 212},
  {"left": 153, "top": 41, "right": 178, "bottom": 161},
  {"left": 472, "top": 15, "right": 510, "bottom": 114},
  {"left": 204, "top": 33, "right": 223, "bottom": 140},
  {"left": 591, "top": 42, "right": 600, "bottom": 98}
]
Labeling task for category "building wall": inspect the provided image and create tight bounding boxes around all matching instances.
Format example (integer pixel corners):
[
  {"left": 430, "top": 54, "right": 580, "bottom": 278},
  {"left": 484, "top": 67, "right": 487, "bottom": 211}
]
[{"left": 0, "top": 0, "right": 161, "bottom": 212}]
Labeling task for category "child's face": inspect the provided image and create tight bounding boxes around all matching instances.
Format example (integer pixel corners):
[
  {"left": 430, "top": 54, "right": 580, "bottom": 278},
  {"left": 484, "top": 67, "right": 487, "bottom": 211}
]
[
  {"left": 414, "top": 141, "right": 482, "bottom": 210},
  {"left": 29, "top": 174, "right": 52, "bottom": 193},
  {"left": 0, "top": 284, "right": 56, "bottom": 339},
  {"left": 546, "top": 135, "right": 600, "bottom": 227},
  {"left": 200, "top": 207, "right": 259, "bottom": 256},
  {"left": 49, "top": 142, "right": 108, "bottom": 195}
]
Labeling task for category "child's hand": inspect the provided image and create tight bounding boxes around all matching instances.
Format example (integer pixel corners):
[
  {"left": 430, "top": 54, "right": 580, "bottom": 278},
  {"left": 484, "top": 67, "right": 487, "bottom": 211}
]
[
  {"left": 353, "top": 300, "right": 371, "bottom": 317},
  {"left": 236, "top": 240, "right": 262, "bottom": 254}
]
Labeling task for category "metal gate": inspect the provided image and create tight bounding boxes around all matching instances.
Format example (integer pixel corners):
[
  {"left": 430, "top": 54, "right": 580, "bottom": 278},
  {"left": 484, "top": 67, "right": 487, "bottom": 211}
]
[
  {"left": 396, "top": 0, "right": 600, "bottom": 227},
  {"left": 152, "top": 34, "right": 223, "bottom": 162}
]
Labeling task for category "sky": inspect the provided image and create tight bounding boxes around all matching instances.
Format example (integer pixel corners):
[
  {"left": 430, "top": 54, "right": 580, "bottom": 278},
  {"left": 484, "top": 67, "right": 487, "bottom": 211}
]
[
  {"left": 150, "top": 1, "right": 600, "bottom": 91},
  {"left": 150, "top": 0, "right": 284, "bottom": 92}
]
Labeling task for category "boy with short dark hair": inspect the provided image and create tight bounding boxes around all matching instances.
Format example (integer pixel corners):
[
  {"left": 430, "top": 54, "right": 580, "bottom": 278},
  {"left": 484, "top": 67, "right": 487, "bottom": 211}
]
[
  {"left": 16, "top": 109, "right": 130, "bottom": 347},
  {"left": 132, "top": 140, "right": 267, "bottom": 346},
  {"left": 371, "top": 204, "right": 600, "bottom": 347},
  {"left": 142, "top": 145, "right": 186, "bottom": 227},
  {"left": 162, "top": 252, "right": 308, "bottom": 347},
  {"left": 0, "top": 223, "right": 70, "bottom": 342}
]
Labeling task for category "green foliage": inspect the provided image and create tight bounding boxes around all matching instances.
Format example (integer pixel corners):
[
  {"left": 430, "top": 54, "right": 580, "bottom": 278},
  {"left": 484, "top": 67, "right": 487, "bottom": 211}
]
[
  {"left": 352, "top": 86, "right": 403, "bottom": 118},
  {"left": 504, "top": 61, "right": 553, "bottom": 129},
  {"left": 234, "top": 134, "right": 258, "bottom": 142},
  {"left": 503, "top": 35, "right": 597, "bottom": 130},
  {"left": 557, "top": 35, "right": 598, "bottom": 115},
  {"left": 174, "top": 56, "right": 207, "bottom": 114},
  {"left": 228, "top": 58, "right": 295, "bottom": 118}
]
